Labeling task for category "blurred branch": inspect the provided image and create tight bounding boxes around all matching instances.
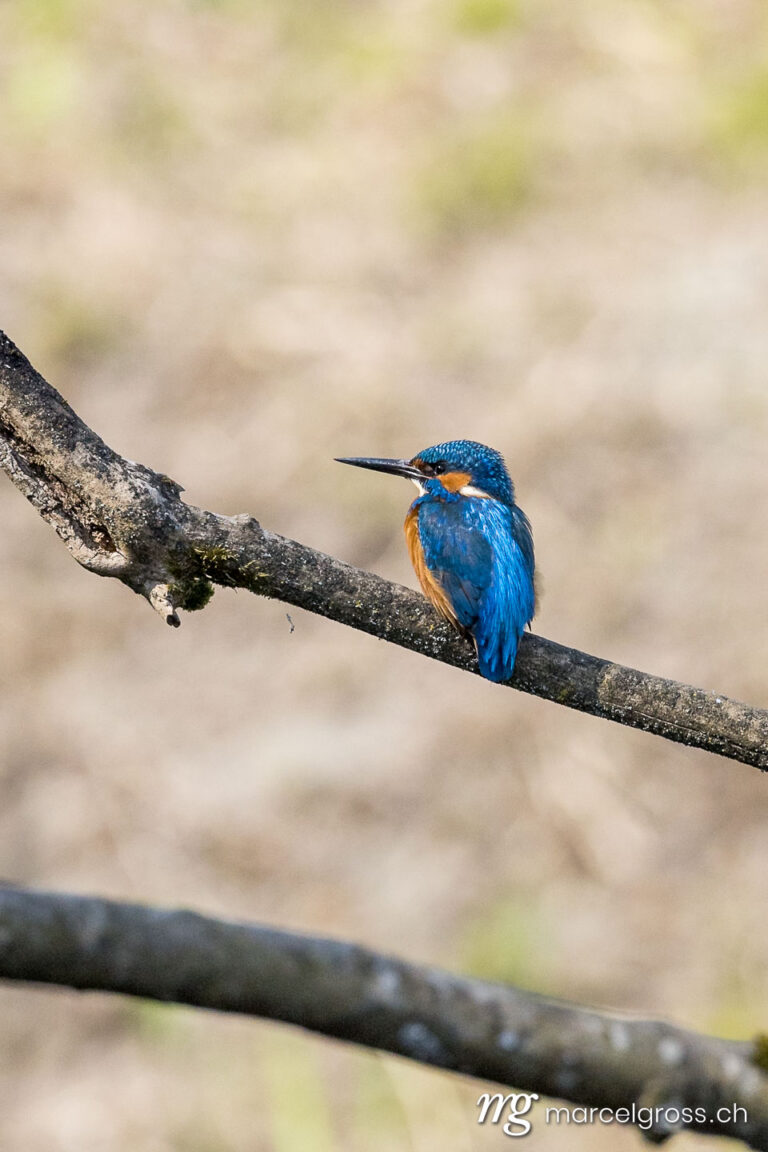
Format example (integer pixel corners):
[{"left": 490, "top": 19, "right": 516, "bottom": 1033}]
[
  {"left": 1, "top": 329, "right": 767, "bottom": 770},
  {"left": 1, "top": 884, "right": 767, "bottom": 1149}
]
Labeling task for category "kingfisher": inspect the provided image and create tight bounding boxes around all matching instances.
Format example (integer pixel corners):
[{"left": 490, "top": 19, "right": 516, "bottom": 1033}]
[{"left": 336, "top": 440, "right": 535, "bottom": 682}]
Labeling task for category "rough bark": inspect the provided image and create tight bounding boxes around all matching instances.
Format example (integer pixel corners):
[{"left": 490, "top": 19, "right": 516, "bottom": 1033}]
[
  {"left": 0, "top": 885, "right": 767, "bottom": 1148},
  {"left": 1, "top": 329, "right": 767, "bottom": 770}
]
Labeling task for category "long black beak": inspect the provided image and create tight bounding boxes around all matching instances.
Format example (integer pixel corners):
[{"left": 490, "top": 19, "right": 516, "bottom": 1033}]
[{"left": 335, "top": 456, "right": 423, "bottom": 480}]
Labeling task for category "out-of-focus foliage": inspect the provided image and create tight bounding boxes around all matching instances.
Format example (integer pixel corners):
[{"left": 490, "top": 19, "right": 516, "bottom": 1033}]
[
  {"left": 711, "top": 65, "right": 768, "bottom": 163},
  {"left": 414, "top": 111, "right": 535, "bottom": 236},
  {"left": 1, "top": 1, "right": 768, "bottom": 1149}
]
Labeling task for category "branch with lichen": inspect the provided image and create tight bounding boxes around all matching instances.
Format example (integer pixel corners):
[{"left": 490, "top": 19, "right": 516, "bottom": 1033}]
[
  {"left": 1, "top": 884, "right": 767, "bottom": 1149},
  {"left": 1, "top": 329, "right": 767, "bottom": 771}
]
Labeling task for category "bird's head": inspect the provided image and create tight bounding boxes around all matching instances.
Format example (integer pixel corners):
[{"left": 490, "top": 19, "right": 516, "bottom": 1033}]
[{"left": 336, "top": 439, "right": 515, "bottom": 505}]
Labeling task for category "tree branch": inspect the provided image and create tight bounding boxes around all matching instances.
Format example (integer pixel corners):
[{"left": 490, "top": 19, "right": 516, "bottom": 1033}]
[
  {"left": 0, "top": 884, "right": 766, "bottom": 1148},
  {"left": 1, "top": 329, "right": 767, "bottom": 770}
]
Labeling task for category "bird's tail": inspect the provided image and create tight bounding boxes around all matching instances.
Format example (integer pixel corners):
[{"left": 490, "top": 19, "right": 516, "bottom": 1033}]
[{"left": 474, "top": 629, "right": 519, "bottom": 683}]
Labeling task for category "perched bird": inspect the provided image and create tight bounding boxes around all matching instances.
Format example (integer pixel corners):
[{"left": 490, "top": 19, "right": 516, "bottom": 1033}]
[{"left": 336, "top": 440, "right": 535, "bottom": 682}]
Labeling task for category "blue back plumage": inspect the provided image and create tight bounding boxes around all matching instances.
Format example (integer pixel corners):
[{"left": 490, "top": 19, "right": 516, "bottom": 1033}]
[{"left": 412, "top": 441, "right": 535, "bottom": 682}]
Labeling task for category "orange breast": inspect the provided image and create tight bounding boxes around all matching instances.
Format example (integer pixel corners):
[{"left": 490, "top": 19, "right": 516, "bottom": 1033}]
[{"left": 404, "top": 505, "right": 458, "bottom": 628}]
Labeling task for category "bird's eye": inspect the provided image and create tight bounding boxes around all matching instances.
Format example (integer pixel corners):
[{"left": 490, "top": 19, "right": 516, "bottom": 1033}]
[{"left": 423, "top": 460, "right": 446, "bottom": 477}]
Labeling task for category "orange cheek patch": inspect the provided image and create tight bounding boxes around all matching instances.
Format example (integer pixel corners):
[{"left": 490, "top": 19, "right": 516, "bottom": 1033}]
[{"left": 440, "top": 471, "right": 472, "bottom": 493}]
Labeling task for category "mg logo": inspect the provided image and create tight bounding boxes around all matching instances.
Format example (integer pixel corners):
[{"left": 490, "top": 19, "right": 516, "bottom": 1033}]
[{"left": 476, "top": 1091, "right": 539, "bottom": 1136}]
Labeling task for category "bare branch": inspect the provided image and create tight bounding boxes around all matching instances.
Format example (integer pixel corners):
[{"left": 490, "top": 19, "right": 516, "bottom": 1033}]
[
  {"left": 0, "top": 885, "right": 766, "bottom": 1148},
  {"left": 1, "top": 329, "right": 767, "bottom": 770}
]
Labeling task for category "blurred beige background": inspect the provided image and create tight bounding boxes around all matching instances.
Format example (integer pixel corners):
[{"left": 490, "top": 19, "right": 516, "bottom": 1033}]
[{"left": 1, "top": 0, "right": 768, "bottom": 1148}]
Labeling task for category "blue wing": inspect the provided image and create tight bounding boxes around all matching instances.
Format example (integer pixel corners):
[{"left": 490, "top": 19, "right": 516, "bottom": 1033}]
[
  {"left": 418, "top": 497, "right": 535, "bottom": 682},
  {"left": 417, "top": 499, "right": 492, "bottom": 630}
]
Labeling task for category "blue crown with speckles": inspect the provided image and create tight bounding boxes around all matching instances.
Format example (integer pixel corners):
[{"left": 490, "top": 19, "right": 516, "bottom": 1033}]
[{"left": 415, "top": 440, "right": 515, "bottom": 505}]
